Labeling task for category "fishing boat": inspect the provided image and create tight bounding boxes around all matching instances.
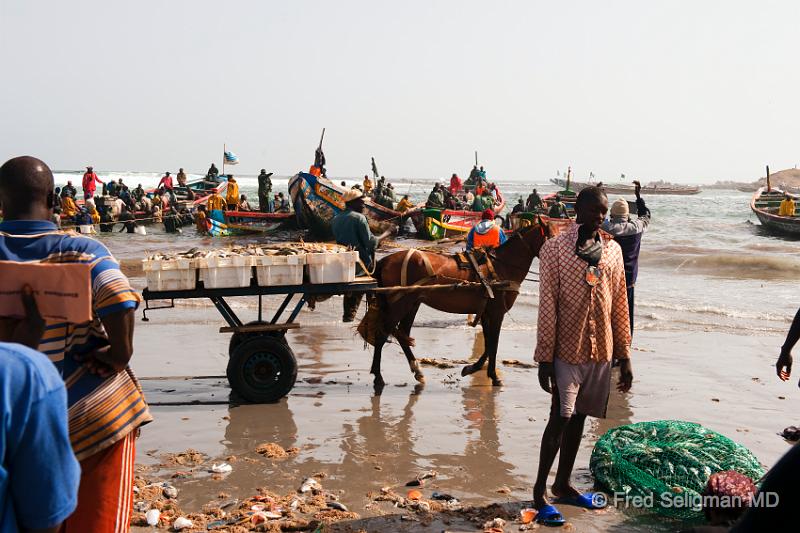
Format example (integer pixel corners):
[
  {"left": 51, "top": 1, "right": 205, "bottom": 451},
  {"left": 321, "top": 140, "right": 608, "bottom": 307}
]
[
  {"left": 750, "top": 187, "right": 800, "bottom": 235},
  {"left": 288, "top": 171, "right": 422, "bottom": 239},
  {"left": 223, "top": 210, "right": 295, "bottom": 234},
  {"left": 414, "top": 187, "right": 506, "bottom": 240},
  {"left": 550, "top": 178, "right": 699, "bottom": 196}
]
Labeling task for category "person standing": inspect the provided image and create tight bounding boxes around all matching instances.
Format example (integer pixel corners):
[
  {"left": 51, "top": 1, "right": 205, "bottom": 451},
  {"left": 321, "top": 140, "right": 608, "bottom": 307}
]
[
  {"left": 466, "top": 209, "right": 507, "bottom": 251},
  {"left": 363, "top": 175, "right": 373, "bottom": 195},
  {"left": 207, "top": 162, "right": 219, "bottom": 180},
  {"left": 526, "top": 188, "right": 543, "bottom": 212},
  {"left": 449, "top": 173, "right": 462, "bottom": 195},
  {"left": 158, "top": 171, "right": 174, "bottom": 191},
  {"left": 602, "top": 181, "right": 651, "bottom": 333},
  {"left": 82, "top": 166, "right": 104, "bottom": 200},
  {"left": 206, "top": 189, "right": 227, "bottom": 224},
  {"left": 332, "top": 189, "right": 392, "bottom": 322},
  {"left": 532, "top": 186, "right": 632, "bottom": 524},
  {"left": 548, "top": 195, "right": 569, "bottom": 219},
  {"left": 225, "top": 175, "right": 239, "bottom": 210},
  {"left": 257, "top": 169, "right": 273, "bottom": 213},
  {"left": 0, "top": 156, "right": 151, "bottom": 532},
  {"left": 176, "top": 168, "right": 188, "bottom": 187}
]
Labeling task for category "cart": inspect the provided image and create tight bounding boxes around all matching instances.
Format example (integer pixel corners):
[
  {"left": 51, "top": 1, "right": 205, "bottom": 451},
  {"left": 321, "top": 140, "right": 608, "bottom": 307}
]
[{"left": 141, "top": 278, "right": 377, "bottom": 403}]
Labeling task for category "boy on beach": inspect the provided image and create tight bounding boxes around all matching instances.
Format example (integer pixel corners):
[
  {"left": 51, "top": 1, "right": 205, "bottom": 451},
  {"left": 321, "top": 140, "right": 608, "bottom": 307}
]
[{"left": 532, "top": 186, "right": 633, "bottom": 525}]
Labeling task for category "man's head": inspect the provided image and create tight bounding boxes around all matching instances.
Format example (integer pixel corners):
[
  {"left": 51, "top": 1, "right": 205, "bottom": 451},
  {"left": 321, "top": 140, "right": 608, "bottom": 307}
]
[
  {"left": 241, "top": 194, "right": 247, "bottom": 200},
  {"left": 342, "top": 188, "right": 365, "bottom": 213},
  {"left": 575, "top": 186, "right": 608, "bottom": 230},
  {"left": 610, "top": 197, "right": 629, "bottom": 219},
  {"left": 518, "top": 198, "right": 524, "bottom": 204},
  {"left": 0, "top": 156, "right": 56, "bottom": 220},
  {"left": 533, "top": 188, "right": 537, "bottom": 193},
  {"left": 67, "top": 180, "right": 73, "bottom": 186},
  {"left": 165, "top": 172, "right": 171, "bottom": 177},
  {"left": 87, "top": 166, "right": 93, "bottom": 171},
  {"left": 480, "top": 166, "right": 484, "bottom": 171},
  {"left": 481, "top": 209, "right": 495, "bottom": 221},
  {"left": 403, "top": 195, "right": 409, "bottom": 200},
  {"left": 261, "top": 169, "right": 266, "bottom": 174}
]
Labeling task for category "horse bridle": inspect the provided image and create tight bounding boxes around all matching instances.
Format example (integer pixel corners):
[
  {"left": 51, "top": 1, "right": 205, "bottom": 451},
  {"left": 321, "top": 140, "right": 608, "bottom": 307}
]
[{"left": 490, "top": 215, "right": 549, "bottom": 275}]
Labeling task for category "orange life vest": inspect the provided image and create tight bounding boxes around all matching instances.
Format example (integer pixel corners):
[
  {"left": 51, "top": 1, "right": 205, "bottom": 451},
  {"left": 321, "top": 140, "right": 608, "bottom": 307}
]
[{"left": 472, "top": 224, "right": 502, "bottom": 249}]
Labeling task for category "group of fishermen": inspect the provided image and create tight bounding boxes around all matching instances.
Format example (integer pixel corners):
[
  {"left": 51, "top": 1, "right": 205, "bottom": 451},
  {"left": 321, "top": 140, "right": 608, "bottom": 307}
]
[{"left": 426, "top": 166, "right": 501, "bottom": 213}]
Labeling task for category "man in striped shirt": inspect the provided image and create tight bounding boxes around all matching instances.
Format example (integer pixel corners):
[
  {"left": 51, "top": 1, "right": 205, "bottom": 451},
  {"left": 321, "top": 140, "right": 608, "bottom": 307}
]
[{"left": 0, "top": 156, "right": 152, "bottom": 532}]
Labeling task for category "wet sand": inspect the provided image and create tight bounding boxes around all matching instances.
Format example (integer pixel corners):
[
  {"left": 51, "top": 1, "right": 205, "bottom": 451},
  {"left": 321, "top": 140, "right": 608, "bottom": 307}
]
[{"left": 129, "top": 289, "right": 797, "bottom": 532}]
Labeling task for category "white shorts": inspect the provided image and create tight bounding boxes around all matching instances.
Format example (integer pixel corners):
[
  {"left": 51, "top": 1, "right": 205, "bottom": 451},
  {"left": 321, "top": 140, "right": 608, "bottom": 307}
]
[{"left": 552, "top": 358, "right": 612, "bottom": 419}]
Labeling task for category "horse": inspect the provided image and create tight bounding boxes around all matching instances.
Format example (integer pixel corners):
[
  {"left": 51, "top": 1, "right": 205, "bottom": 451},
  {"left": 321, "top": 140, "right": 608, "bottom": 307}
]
[{"left": 359, "top": 219, "right": 554, "bottom": 389}]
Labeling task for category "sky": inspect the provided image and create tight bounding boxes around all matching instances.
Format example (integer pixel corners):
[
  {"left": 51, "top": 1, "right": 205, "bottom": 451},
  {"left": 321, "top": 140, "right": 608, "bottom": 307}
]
[{"left": 3, "top": 0, "right": 800, "bottom": 183}]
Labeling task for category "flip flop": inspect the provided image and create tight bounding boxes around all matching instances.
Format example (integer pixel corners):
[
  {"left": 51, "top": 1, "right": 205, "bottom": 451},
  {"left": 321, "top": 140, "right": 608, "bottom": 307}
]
[
  {"left": 535, "top": 504, "right": 566, "bottom": 526},
  {"left": 554, "top": 492, "right": 607, "bottom": 509}
]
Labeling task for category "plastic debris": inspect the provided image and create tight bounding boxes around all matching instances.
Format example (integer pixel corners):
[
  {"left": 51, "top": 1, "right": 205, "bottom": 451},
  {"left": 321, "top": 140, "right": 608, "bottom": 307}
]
[
  {"left": 172, "top": 516, "right": 193, "bottom": 530},
  {"left": 145, "top": 509, "right": 160, "bottom": 526},
  {"left": 405, "top": 479, "right": 422, "bottom": 487},
  {"left": 210, "top": 462, "right": 233, "bottom": 474},
  {"left": 407, "top": 489, "right": 423, "bottom": 500},
  {"left": 431, "top": 492, "right": 456, "bottom": 501},
  {"left": 327, "top": 501, "right": 348, "bottom": 512},
  {"left": 520, "top": 508, "right": 537, "bottom": 524},
  {"left": 162, "top": 484, "right": 178, "bottom": 499},
  {"left": 299, "top": 477, "right": 320, "bottom": 493}
]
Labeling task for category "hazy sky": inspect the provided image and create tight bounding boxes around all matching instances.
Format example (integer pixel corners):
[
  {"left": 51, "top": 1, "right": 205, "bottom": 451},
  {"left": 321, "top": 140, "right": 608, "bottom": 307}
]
[{"left": 3, "top": 1, "right": 800, "bottom": 183}]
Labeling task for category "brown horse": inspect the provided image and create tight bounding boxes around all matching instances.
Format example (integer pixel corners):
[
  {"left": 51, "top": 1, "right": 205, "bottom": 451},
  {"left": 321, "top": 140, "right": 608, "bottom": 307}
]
[{"left": 362, "top": 220, "right": 553, "bottom": 389}]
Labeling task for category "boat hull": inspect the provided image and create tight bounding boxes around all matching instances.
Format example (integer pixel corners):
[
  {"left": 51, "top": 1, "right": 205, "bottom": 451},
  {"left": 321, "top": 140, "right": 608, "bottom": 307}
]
[
  {"left": 751, "top": 187, "right": 800, "bottom": 235},
  {"left": 551, "top": 178, "right": 699, "bottom": 195},
  {"left": 288, "top": 172, "right": 421, "bottom": 239}
]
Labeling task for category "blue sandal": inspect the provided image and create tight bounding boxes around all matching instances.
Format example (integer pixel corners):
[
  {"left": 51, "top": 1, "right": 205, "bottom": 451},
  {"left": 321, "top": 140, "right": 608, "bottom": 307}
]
[
  {"left": 535, "top": 504, "right": 566, "bottom": 526},
  {"left": 554, "top": 492, "right": 606, "bottom": 509}
]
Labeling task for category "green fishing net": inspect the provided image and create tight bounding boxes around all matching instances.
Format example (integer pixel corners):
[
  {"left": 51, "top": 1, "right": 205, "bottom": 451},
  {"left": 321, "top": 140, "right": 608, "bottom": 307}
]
[{"left": 590, "top": 420, "right": 765, "bottom": 519}]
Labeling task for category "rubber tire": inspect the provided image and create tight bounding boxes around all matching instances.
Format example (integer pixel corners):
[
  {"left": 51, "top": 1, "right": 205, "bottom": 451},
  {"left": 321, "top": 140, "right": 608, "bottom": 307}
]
[
  {"left": 226, "top": 336, "right": 298, "bottom": 403},
  {"left": 228, "top": 321, "right": 287, "bottom": 355}
]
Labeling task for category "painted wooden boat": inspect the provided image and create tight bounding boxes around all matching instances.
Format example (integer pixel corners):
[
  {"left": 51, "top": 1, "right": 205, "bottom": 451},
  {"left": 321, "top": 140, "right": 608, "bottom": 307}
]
[
  {"left": 288, "top": 171, "right": 422, "bottom": 239},
  {"left": 750, "top": 187, "right": 800, "bottom": 235},
  {"left": 223, "top": 210, "right": 295, "bottom": 234},
  {"left": 551, "top": 178, "right": 699, "bottom": 196},
  {"left": 415, "top": 188, "right": 507, "bottom": 240}
]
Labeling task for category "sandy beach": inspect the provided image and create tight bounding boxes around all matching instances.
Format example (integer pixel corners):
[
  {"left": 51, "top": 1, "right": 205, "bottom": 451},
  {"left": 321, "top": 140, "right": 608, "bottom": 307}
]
[{"left": 129, "top": 285, "right": 796, "bottom": 532}]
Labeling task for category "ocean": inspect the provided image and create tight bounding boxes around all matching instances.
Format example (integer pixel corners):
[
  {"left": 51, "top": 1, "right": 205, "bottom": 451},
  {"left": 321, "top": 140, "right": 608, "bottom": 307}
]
[{"left": 53, "top": 170, "right": 800, "bottom": 339}]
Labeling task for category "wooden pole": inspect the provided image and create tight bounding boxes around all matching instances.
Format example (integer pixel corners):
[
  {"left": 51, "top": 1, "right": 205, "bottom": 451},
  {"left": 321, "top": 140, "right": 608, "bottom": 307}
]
[
  {"left": 566, "top": 166, "right": 572, "bottom": 192},
  {"left": 318, "top": 128, "right": 325, "bottom": 150},
  {"left": 766, "top": 164, "right": 771, "bottom": 192},
  {"left": 475, "top": 151, "right": 478, "bottom": 166},
  {"left": 222, "top": 143, "right": 226, "bottom": 176}
]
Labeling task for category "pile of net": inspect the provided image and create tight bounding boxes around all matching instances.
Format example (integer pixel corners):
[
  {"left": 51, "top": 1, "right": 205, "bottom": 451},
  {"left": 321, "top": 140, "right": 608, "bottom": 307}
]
[{"left": 590, "top": 420, "right": 765, "bottom": 519}]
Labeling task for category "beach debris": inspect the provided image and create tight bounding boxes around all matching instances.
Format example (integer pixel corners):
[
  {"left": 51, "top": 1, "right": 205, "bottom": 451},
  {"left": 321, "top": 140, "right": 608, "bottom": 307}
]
[
  {"left": 172, "top": 516, "right": 193, "bottom": 530},
  {"left": 417, "top": 470, "right": 437, "bottom": 480},
  {"left": 255, "top": 442, "right": 299, "bottom": 458},
  {"left": 494, "top": 485, "right": 511, "bottom": 494},
  {"left": 299, "top": 477, "right": 321, "bottom": 493},
  {"left": 145, "top": 509, "right": 160, "bottom": 526},
  {"left": 520, "top": 508, "right": 537, "bottom": 524},
  {"left": 483, "top": 517, "right": 506, "bottom": 532},
  {"left": 210, "top": 462, "right": 233, "bottom": 474},
  {"left": 161, "top": 483, "right": 178, "bottom": 499},
  {"left": 162, "top": 448, "right": 206, "bottom": 467},
  {"left": 405, "top": 479, "right": 422, "bottom": 487},
  {"left": 327, "top": 501, "right": 349, "bottom": 512},
  {"left": 407, "top": 489, "right": 423, "bottom": 500},
  {"left": 781, "top": 426, "right": 800, "bottom": 441},
  {"left": 419, "top": 357, "right": 469, "bottom": 368},
  {"left": 501, "top": 358, "right": 535, "bottom": 369},
  {"left": 431, "top": 491, "right": 457, "bottom": 502}
]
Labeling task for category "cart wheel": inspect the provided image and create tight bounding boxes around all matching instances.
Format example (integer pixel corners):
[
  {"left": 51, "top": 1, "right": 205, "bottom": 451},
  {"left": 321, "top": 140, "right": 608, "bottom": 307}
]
[
  {"left": 228, "top": 321, "right": 287, "bottom": 355},
  {"left": 226, "top": 337, "right": 297, "bottom": 403}
]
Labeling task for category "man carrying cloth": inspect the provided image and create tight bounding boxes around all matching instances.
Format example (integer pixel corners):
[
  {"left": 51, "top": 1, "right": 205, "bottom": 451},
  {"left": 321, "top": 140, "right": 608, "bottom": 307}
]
[
  {"left": 531, "top": 186, "right": 632, "bottom": 526},
  {"left": 82, "top": 165, "right": 104, "bottom": 200},
  {"left": 0, "top": 156, "right": 152, "bottom": 532}
]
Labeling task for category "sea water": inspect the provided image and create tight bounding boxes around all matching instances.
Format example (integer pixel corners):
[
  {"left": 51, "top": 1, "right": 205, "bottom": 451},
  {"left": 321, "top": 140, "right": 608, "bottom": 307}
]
[{"left": 52, "top": 170, "right": 800, "bottom": 338}]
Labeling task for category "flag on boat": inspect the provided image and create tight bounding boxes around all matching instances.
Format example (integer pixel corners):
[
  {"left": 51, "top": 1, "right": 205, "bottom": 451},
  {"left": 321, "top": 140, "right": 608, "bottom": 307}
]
[
  {"left": 224, "top": 151, "right": 239, "bottom": 165},
  {"left": 371, "top": 157, "right": 379, "bottom": 178}
]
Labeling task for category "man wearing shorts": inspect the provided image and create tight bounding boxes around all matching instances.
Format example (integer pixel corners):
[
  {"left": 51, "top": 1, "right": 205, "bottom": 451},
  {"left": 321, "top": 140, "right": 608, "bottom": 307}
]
[{"left": 532, "top": 186, "right": 633, "bottom": 523}]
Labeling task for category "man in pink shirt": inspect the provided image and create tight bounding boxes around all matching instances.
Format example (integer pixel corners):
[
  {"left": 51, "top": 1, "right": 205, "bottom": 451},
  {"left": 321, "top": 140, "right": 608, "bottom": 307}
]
[
  {"left": 158, "top": 171, "right": 174, "bottom": 190},
  {"left": 82, "top": 165, "right": 104, "bottom": 200},
  {"left": 531, "top": 186, "right": 633, "bottom": 525}
]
